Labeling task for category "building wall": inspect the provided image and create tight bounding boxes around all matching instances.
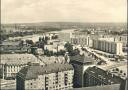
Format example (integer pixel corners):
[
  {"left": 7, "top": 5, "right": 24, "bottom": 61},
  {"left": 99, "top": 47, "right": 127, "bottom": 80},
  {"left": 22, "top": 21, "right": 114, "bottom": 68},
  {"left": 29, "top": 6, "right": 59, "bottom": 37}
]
[
  {"left": 17, "top": 70, "right": 74, "bottom": 90},
  {"left": 71, "top": 36, "right": 92, "bottom": 47},
  {"left": 84, "top": 72, "right": 107, "bottom": 87},
  {"left": 16, "top": 74, "right": 25, "bottom": 90},
  {"left": 83, "top": 67, "right": 124, "bottom": 87},
  {"left": 92, "top": 39, "right": 123, "bottom": 55},
  {"left": 59, "top": 33, "right": 71, "bottom": 42},
  {"left": 1, "top": 64, "right": 25, "bottom": 79},
  {"left": 72, "top": 63, "right": 83, "bottom": 88}
]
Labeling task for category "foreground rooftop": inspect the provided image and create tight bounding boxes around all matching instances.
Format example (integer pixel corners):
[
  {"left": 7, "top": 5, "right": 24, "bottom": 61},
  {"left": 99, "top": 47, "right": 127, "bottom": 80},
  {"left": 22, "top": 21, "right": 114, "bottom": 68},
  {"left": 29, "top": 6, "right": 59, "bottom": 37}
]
[{"left": 17, "top": 63, "right": 73, "bottom": 80}]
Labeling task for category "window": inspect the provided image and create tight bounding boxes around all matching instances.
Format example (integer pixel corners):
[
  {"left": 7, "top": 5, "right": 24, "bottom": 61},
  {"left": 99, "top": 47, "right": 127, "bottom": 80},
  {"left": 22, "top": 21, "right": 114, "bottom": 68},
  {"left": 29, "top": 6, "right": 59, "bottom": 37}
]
[{"left": 64, "top": 73, "right": 68, "bottom": 86}]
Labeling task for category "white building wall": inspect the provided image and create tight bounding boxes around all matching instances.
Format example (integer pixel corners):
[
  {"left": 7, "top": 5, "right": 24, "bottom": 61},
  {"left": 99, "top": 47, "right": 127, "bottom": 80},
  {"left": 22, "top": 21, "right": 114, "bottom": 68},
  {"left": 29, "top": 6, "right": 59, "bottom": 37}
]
[
  {"left": 92, "top": 39, "right": 123, "bottom": 55},
  {"left": 59, "top": 33, "right": 71, "bottom": 42}
]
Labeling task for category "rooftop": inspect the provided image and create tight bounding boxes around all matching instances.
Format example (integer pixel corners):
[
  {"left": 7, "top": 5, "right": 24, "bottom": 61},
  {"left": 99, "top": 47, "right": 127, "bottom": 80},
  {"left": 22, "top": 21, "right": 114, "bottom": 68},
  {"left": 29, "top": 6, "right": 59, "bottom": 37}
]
[
  {"left": 38, "top": 56, "right": 66, "bottom": 65},
  {"left": 70, "top": 54, "right": 94, "bottom": 64},
  {"left": 85, "top": 66, "right": 124, "bottom": 84},
  {"left": 0, "top": 41, "right": 21, "bottom": 46},
  {"left": 70, "top": 84, "right": 120, "bottom": 90},
  {"left": 17, "top": 63, "right": 73, "bottom": 80},
  {"left": 1, "top": 54, "right": 39, "bottom": 65}
]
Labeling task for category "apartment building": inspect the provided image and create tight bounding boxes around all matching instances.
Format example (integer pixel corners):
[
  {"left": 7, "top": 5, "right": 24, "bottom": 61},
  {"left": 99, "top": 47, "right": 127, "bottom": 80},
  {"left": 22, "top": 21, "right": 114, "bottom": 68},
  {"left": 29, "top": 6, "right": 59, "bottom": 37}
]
[
  {"left": 84, "top": 66, "right": 124, "bottom": 87},
  {"left": 0, "top": 54, "right": 39, "bottom": 79},
  {"left": 70, "top": 36, "right": 92, "bottom": 47},
  {"left": 92, "top": 38, "right": 123, "bottom": 55},
  {"left": 59, "top": 32, "right": 72, "bottom": 42},
  {"left": 16, "top": 63, "right": 74, "bottom": 90}
]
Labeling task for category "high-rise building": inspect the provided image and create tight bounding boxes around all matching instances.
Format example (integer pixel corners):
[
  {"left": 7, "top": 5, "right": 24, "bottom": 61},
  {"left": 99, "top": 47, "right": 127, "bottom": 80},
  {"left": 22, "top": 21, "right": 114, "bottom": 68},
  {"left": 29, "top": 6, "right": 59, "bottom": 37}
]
[
  {"left": 16, "top": 63, "right": 74, "bottom": 90},
  {"left": 92, "top": 38, "right": 123, "bottom": 55},
  {"left": 70, "top": 36, "right": 92, "bottom": 47},
  {"left": 58, "top": 32, "right": 72, "bottom": 42}
]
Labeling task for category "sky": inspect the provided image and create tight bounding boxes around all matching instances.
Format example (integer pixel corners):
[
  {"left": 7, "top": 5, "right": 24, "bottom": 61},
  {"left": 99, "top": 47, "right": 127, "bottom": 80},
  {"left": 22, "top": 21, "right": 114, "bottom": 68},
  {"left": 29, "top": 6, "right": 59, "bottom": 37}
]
[{"left": 1, "top": 0, "right": 127, "bottom": 23}]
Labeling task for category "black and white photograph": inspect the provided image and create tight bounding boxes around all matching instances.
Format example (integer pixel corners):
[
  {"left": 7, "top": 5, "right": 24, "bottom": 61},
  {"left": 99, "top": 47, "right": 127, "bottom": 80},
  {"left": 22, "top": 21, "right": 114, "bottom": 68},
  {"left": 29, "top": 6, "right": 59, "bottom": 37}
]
[{"left": 0, "top": 0, "right": 127, "bottom": 90}]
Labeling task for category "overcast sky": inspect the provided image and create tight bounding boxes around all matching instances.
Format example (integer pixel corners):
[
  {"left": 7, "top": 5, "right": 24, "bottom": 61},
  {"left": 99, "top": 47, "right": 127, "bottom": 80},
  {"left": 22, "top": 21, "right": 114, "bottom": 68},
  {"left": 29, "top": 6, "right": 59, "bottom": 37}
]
[{"left": 1, "top": 0, "right": 127, "bottom": 23}]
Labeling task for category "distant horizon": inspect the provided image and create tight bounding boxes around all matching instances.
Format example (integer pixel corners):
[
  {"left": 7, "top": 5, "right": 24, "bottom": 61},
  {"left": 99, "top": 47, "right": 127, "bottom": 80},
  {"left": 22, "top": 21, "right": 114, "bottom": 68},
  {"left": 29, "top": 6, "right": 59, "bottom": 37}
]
[{"left": 1, "top": 21, "right": 127, "bottom": 25}]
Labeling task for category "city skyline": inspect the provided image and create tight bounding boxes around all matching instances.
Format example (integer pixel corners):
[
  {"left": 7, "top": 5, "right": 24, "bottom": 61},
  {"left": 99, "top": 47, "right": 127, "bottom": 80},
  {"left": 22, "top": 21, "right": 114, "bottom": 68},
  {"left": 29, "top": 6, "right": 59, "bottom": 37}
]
[{"left": 1, "top": 0, "right": 127, "bottom": 23}]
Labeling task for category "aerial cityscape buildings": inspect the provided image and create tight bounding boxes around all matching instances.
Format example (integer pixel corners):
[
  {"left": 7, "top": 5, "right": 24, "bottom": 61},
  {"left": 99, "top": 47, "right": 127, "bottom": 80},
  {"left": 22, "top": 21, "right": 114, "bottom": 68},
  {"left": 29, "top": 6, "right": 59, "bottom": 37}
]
[{"left": 0, "top": 23, "right": 127, "bottom": 90}]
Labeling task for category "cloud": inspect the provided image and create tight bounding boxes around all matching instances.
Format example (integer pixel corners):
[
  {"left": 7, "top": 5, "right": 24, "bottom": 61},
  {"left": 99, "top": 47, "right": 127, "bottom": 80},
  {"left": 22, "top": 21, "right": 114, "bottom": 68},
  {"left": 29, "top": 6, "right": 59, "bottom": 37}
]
[{"left": 1, "top": 0, "right": 127, "bottom": 23}]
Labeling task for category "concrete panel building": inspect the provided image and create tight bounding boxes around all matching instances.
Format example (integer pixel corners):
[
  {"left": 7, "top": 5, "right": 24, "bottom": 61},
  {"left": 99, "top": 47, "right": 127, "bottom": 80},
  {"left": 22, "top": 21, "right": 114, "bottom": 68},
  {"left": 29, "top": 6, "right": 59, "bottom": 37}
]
[
  {"left": 58, "top": 32, "right": 72, "bottom": 42},
  {"left": 92, "top": 38, "right": 123, "bottom": 55}
]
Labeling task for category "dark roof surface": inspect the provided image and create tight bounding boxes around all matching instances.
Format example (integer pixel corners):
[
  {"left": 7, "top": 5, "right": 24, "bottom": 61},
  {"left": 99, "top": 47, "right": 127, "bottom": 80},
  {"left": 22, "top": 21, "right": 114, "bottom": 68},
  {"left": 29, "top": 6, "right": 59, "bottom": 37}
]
[
  {"left": 18, "top": 63, "right": 73, "bottom": 80},
  {"left": 70, "top": 84, "right": 120, "bottom": 90},
  {"left": 70, "top": 54, "right": 94, "bottom": 64},
  {"left": 85, "top": 66, "right": 124, "bottom": 84}
]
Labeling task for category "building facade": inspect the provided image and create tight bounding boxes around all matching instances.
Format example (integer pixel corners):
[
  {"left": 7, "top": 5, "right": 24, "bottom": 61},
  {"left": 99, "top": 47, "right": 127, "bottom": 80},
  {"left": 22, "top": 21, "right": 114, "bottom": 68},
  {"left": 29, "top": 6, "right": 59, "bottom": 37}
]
[
  {"left": 70, "top": 36, "right": 92, "bottom": 47},
  {"left": 16, "top": 63, "right": 74, "bottom": 90},
  {"left": 84, "top": 66, "right": 124, "bottom": 87},
  {"left": 70, "top": 54, "right": 95, "bottom": 88},
  {"left": 59, "top": 32, "right": 72, "bottom": 42},
  {"left": 92, "top": 39, "right": 123, "bottom": 55},
  {"left": 0, "top": 54, "right": 39, "bottom": 79}
]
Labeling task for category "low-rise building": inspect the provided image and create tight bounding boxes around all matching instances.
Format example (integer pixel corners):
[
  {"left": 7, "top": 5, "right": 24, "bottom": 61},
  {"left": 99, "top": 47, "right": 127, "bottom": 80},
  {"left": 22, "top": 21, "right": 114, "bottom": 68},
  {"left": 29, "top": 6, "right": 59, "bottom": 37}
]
[
  {"left": 0, "top": 40, "right": 31, "bottom": 53},
  {"left": 44, "top": 44, "right": 65, "bottom": 53},
  {"left": 0, "top": 54, "right": 39, "bottom": 79},
  {"left": 16, "top": 63, "right": 74, "bottom": 90}
]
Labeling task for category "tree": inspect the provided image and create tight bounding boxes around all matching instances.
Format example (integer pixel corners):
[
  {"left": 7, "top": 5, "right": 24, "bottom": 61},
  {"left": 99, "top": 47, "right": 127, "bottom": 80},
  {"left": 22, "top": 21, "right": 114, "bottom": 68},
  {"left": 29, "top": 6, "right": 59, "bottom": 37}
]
[
  {"left": 26, "top": 40, "right": 34, "bottom": 45},
  {"left": 39, "top": 37, "right": 42, "bottom": 41},
  {"left": 57, "top": 50, "right": 66, "bottom": 56},
  {"left": 71, "top": 49, "right": 80, "bottom": 56},
  {"left": 120, "top": 70, "right": 123, "bottom": 73},
  {"left": 64, "top": 42, "right": 73, "bottom": 54},
  {"left": 116, "top": 68, "right": 119, "bottom": 72}
]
